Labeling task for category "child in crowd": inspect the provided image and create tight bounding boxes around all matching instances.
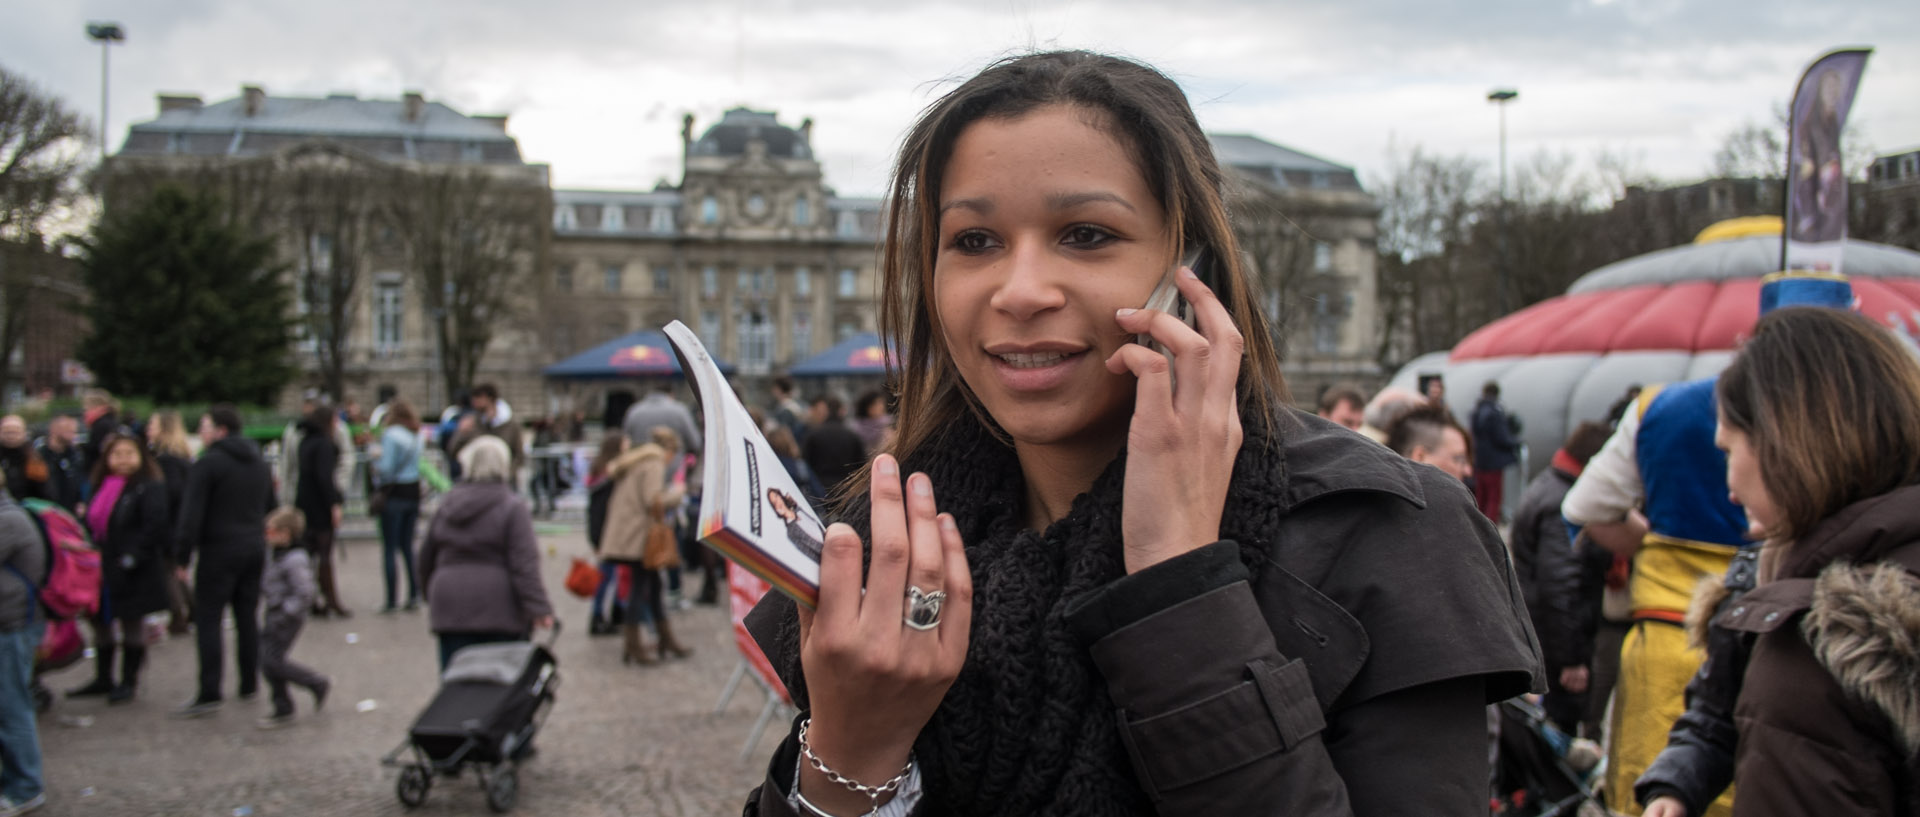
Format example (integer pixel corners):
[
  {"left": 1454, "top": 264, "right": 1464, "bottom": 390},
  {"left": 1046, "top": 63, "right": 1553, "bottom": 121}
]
[{"left": 258, "top": 507, "right": 330, "bottom": 729}]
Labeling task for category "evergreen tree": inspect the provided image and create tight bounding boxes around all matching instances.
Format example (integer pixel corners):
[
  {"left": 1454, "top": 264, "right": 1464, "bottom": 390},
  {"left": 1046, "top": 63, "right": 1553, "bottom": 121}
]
[{"left": 79, "top": 184, "right": 295, "bottom": 405}]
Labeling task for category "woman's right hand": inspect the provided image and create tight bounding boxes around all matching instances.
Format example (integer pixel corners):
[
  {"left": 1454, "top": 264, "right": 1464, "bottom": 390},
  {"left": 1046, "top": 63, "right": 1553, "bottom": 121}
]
[
  {"left": 794, "top": 453, "right": 972, "bottom": 813},
  {"left": 1644, "top": 796, "right": 1688, "bottom": 817}
]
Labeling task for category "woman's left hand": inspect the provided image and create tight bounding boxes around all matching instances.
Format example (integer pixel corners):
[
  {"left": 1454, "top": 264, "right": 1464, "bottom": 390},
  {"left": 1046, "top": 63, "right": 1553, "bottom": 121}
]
[{"left": 1107, "top": 265, "right": 1245, "bottom": 574}]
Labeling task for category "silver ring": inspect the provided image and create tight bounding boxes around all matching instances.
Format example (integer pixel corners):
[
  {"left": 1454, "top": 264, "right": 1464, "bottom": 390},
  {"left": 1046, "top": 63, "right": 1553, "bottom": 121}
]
[{"left": 904, "top": 585, "right": 946, "bottom": 631}]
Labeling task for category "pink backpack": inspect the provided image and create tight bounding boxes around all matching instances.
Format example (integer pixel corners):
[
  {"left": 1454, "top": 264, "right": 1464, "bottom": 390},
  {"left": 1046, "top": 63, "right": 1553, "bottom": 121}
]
[{"left": 21, "top": 498, "right": 101, "bottom": 619}]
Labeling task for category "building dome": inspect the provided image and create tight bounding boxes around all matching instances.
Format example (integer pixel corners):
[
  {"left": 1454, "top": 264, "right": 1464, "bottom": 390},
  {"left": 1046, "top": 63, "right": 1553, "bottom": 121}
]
[
  {"left": 689, "top": 108, "right": 812, "bottom": 160},
  {"left": 1389, "top": 224, "right": 1920, "bottom": 477}
]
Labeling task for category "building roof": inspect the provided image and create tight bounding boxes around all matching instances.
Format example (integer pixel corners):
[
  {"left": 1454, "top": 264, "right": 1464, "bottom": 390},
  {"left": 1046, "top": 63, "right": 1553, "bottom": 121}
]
[
  {"left": 690, "top": 108, "right": 812, "bottom": 160},
  {"left": 1208, "top": 133, "right": 1362, "bottom": 192},
  {"left": 120, "top": 89, "right": 523, "bottom": 163}
]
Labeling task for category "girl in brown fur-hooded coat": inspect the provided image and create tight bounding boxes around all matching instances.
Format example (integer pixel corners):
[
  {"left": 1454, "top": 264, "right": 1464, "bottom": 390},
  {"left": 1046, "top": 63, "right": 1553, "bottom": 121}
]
[{"left": 1642, "top": 308, "right": 1920, "bottom": 817}]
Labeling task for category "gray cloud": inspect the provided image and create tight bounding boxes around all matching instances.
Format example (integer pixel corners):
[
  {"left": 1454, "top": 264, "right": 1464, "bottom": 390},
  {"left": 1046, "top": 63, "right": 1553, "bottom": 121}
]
[{"left": 5, "top": 0, "right": 1916, "bottom": 197}]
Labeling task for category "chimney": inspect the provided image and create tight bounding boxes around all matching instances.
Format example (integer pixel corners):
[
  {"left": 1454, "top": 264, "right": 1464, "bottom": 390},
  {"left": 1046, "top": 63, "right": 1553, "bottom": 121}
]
[
  {"left": 473, "top": 114, "right": 509, "bottom": 133},
  {"left": 799, "top": 117, "right": 813, "bottom": 145},
  {"left": 158, "top": 94, "right": 203, "bottom": 114},
  {"left": 681, "top": 113, "right": 696, "bottom": 164},
  {"left": 241, "top": 85, "right": 265, "bottom": 117},
  {"left": 403, "top": 91, "right": 426, "bottom": 123}
]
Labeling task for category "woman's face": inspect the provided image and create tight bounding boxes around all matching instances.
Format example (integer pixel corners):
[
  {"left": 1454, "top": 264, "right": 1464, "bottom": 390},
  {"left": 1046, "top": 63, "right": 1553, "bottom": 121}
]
[
  {"left": 107, "top": 440, "right": 142, "bottom": 477},
  {"left": 933, "top": 105, "right": 1170, "bottom": 449},
  {"left": 1715, "top": 417, "right": 1778, "bottom": 539}
]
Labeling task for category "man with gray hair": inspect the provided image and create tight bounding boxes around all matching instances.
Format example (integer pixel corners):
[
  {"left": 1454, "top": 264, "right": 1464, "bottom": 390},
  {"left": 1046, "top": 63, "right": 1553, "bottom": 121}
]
[
  {"left": 622, "top": 385, "right": 700, "bottom": 455},
  {"left": 1359, "top": 386, "right": 1427, "bottom": 446}
]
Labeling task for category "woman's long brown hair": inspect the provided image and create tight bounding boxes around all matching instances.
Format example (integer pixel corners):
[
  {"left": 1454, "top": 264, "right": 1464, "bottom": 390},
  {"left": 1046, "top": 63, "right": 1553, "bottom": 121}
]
[
  {"left": 1717, "top": 307, "right": 1920, "bottom": 543},
  {"left": 845, "top": 51, "right": 1289, "bottom": 504}
]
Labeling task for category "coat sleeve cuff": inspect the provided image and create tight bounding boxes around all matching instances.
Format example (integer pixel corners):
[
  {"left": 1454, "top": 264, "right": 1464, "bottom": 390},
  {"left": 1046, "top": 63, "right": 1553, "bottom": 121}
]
[{"left": 1063, "top": 540, "right": 1246, "bottom": 646}]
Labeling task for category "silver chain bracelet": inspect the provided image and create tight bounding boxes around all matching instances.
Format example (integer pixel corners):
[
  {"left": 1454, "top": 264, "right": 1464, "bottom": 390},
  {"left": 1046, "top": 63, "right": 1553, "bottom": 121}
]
[{"left": 796, "top": 717, "right": 913, "bottom": 816}]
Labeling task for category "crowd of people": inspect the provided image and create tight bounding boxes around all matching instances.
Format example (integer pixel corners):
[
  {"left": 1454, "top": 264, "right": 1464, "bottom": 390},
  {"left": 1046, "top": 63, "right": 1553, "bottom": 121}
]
[
  {"left": 1, "top": 50, "right": 1913, "bottom": 817},
  {"left": 0, "top": 381, "right": 585, "bottom": 817}
]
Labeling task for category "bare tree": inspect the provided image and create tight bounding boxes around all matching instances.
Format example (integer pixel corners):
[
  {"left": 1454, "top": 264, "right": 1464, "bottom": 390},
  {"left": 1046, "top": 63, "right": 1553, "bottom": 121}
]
[
  {"left": 282, "top": 145, "right": 381, "bottom": 402},
  {"left": 0, "top": 67, "right": 89, "bottom": 405},
  {"left": 383, "top": 165, "right": 547, "bottom": 403},
  {"left": 1712, "top": 110, "right": 1875, "bottom": 181},
  {"left": 1228, "top": 176, "right": 1348, "bottom": 361},
  {"left": 1370, "top": 144, "right": 1488, "bottom": 369}
]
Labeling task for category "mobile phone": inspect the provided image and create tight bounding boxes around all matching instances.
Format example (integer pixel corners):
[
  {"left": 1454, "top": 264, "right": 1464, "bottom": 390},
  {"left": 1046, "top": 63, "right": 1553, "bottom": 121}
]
[{"left": 1136, "top": 247, "right": 1213, "bottom": 364}]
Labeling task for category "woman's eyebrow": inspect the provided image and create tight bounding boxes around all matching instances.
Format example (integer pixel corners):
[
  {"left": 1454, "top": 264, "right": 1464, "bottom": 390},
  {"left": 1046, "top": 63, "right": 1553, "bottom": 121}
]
[
  {"left": 1047, "top": 191, "right": 1135, "bottom": 212},
  {"left": 939, "top": 197, "right": 993, "bottom": 217}
]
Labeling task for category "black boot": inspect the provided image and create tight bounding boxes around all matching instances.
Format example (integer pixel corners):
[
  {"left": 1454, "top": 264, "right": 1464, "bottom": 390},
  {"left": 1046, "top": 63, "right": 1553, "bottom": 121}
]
[
  {"left": 67, "top": 642, "right": 115, "bottom": 698},
  {"left": 109, "top": 645, "right": 143, "bottom": 705}
]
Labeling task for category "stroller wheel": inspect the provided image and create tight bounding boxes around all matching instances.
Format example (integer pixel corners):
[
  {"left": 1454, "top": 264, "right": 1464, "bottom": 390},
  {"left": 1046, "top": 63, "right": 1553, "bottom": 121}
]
[
  {"left": 396, "top": 765, "right": 431, "bottom": 808},
  {"left": 484, "top": 766, "right": 518, "bottom": 813}
]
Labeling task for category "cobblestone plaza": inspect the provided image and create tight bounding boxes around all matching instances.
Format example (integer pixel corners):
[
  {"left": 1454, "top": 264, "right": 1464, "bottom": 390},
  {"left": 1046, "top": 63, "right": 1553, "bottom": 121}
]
[{"left": 35, "top": 523, "right": 785, "bottom": 817}]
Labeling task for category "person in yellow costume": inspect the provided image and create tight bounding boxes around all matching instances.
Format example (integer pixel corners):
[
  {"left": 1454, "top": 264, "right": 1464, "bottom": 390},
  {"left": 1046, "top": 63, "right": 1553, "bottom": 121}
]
[{"left": 1562, "top": 377, "right": 1750, "bottom": 817}]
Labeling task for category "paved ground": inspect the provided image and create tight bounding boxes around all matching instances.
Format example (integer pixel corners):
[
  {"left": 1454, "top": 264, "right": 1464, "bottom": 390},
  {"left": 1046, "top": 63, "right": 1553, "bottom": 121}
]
[{"left": 33, "top": 515, "right": 791, "bottom": 817}]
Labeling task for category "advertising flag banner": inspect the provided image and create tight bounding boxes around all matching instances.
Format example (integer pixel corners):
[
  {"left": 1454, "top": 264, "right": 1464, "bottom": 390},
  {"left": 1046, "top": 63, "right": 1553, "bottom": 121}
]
[{"left": 1778, "top": 48, "right": 1872, "bottom": 307}]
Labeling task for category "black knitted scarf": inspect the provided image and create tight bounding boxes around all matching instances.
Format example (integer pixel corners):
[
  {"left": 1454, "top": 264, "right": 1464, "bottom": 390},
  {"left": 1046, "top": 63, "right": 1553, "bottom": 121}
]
[{"left": 771, "top": 412, "right": 1294, "bottom": 817}]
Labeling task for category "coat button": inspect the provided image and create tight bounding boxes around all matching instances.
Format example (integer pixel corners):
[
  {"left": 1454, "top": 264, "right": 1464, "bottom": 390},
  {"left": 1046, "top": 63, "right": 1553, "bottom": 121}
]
[{"left": 1764, "top": 611, "right": 1779, "bottom": 623}]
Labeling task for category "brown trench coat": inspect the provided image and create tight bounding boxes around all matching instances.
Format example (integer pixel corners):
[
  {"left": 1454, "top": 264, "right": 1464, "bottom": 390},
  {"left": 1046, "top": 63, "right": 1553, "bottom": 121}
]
[{"left": 598, "top": 444, "right": 684, "bottom": 564}]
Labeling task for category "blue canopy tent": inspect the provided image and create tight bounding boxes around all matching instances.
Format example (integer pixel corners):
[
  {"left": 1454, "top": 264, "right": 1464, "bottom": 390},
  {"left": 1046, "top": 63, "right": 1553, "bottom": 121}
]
[
  {"left": 788, "top": 332, "right": 895, "bottom": 377},
  {"left": 543, "top": 329, "right": 736, "bottom": 379}
]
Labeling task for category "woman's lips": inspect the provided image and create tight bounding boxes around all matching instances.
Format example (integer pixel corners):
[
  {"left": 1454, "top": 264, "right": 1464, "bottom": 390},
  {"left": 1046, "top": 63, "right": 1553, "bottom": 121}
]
[{"left": 988, "top": 348, "right": 1086, "bottom": 392}]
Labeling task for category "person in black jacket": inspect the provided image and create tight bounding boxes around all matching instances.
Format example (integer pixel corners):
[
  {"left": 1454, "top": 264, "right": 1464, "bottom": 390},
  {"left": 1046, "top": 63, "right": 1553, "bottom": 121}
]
[
  {"left": 0, "top": 417, "right": 48, "bottom": 505},
  {"left": 35, "top": 416, "right": 86, "bottom": 512},
  {"left": 294, "top": 407, "right": 348, "bottom": 618},
  {"left": 1507, "top": 421, "right": 1611, "bottom": 734},
  {"left": 145, "top": 411, "right": 195, "bottom": 635},
  {"left": 798, "top": 395, "right": 864, "bottom": 497},
  {"left": 65, "top": 434, "right": 171, "bottom": 704},
  {"left": 173, "top": 405, "right": 276, "bottom": 718}
]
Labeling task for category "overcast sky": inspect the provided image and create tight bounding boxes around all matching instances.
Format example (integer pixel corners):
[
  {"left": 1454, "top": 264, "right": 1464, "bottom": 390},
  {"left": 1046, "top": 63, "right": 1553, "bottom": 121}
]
[{"left": 8, "top": 0, "right": 1918, "bottom": 198}]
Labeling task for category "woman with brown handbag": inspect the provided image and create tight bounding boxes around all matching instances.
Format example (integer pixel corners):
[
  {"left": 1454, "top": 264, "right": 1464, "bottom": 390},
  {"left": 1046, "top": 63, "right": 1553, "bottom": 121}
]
[{"left": 598, "top": 426, "right": 691, "bottom": 664}]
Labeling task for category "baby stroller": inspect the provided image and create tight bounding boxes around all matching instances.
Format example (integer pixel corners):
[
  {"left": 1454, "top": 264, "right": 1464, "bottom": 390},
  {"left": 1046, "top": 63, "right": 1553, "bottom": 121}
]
[
  {"left": 382, "top": 625, "right": 561, "bottom": 812},
  {"left": 1492, "top": 697, "right": 1606, "bottom": 816}
]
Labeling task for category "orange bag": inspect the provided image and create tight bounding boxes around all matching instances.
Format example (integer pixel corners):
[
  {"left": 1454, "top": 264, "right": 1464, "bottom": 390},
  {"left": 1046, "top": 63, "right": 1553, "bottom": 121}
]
[{"left": 564, "top": 558, "right": 602, "bottom": 599}]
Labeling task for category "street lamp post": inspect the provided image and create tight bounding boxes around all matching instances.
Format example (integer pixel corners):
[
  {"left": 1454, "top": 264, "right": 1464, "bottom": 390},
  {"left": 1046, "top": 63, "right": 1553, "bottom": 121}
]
[
  {"left": 85, "top": 22, "right": 125, "bottom": 164},
  {"left": 1487, "top": 88, "right": 1518, "bottom": 315}
]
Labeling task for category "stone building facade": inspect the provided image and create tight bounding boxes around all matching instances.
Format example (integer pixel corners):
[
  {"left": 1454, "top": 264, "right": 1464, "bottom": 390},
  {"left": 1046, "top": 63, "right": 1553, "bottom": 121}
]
[
  {"left": 1211, "top": 134, "right": 1382, "bottom": 399},
  {"left": 104, "top": 87, "right": 1385, "bottom": 418},
  {"left": 107, "top": 86, "right": 552, "bottom": 415},
  {"left": 547, "top": 108, "right": 883, "bottom": 411}
]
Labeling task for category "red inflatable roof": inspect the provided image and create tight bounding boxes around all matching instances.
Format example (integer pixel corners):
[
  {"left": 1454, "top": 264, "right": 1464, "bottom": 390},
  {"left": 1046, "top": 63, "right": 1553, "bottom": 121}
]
[{"left": 1451, "top": 277, "right": 1920, "bottom": 361}]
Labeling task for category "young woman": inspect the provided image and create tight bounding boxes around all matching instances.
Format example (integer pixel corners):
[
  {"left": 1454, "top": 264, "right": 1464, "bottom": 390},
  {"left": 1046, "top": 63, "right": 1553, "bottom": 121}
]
[
  {"left": 374, "top": 400, "right": 425, "bottom": 613},
  {"left": 1640, "top": 307, "right": 1920, "bottom": 817},
  {"left": 145, "top": 411, "right": 195, "bottom": 635},
  {"left": 742, "top": 51, "right": 1539, "bottom": 817},
  {"left": 597, "top": 427, "right": 691, "bottom": 663},
  {"left": 68, "top": 434, "right": 171, "bottom": 704}
]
